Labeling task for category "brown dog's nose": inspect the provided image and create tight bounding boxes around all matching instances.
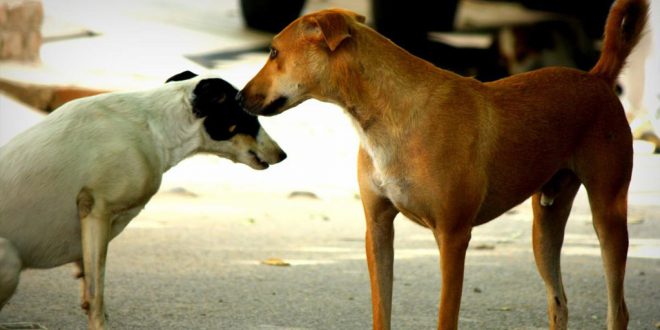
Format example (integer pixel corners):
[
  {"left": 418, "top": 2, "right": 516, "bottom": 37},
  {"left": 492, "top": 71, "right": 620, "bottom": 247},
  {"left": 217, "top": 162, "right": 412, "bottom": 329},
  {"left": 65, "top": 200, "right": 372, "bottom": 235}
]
[
  {"left": 235, "top": 91, "right": 246, "bottom": 108},
  {"left": 236, "top": 90, "right": 266, "bottom": 115}
]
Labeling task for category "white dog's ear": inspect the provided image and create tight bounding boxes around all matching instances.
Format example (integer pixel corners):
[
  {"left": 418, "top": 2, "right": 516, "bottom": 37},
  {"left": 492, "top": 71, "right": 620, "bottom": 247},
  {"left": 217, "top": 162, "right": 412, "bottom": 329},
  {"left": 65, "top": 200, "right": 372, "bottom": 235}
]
[
  {"left": 192, "top": 79, "right": 228, "bottom": 118},
  {"left": 166, "top": 71, "right": 198, "bottom": 83},
  {"left": 304, "top": 10, "right": 363, "bottom": 51}
]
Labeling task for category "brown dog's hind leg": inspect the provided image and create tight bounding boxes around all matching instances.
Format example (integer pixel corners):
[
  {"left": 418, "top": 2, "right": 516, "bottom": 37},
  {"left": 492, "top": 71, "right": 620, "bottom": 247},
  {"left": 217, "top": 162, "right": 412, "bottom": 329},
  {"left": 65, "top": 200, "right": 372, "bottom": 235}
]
[
  {"left": 584, "top": 178, "right": 631, "bottom": 330},
  {"left": 574, "top": 120, "right": 633, "bottom": 330},
  {"left": 576, "top": 128, "right": 632, "bottom": 330},
  {"left": 532, "top": 173, "right": 581, "bottom": 330}
]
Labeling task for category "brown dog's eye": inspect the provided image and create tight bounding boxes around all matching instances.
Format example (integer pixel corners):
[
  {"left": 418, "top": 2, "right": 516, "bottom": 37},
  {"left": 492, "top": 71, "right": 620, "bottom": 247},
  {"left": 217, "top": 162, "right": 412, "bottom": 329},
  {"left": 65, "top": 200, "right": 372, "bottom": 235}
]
[{"left": 269, "top": 47, "right": 278, "bottom": 60}]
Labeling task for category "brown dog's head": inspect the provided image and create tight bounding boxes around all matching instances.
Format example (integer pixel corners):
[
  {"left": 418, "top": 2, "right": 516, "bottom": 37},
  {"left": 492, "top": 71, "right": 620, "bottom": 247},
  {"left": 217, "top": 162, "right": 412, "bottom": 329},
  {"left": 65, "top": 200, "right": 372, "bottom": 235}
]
[{"left": 237, "top": 9, "right": 366, "bottom": 116}]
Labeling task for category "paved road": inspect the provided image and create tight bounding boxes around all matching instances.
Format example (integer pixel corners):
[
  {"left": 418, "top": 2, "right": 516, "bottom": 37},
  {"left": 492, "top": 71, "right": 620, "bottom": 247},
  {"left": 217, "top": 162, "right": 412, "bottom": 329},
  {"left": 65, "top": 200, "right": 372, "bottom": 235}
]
[{"left": 1, "top": 153, "right": 659, "bottom": 329}]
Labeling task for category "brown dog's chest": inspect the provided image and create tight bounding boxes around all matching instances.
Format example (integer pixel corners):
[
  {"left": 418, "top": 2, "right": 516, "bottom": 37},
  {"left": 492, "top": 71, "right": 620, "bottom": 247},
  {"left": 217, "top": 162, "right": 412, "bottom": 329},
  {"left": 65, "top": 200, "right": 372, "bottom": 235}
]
[
  {"left": 362, "top": 142, "right": 434, "bottom": 227},
  {"left": 363, "top": 142, "right": 406, "bottom": 194},
  {"left": 375, "top": 178, "right": 432, "bottom": 228}
]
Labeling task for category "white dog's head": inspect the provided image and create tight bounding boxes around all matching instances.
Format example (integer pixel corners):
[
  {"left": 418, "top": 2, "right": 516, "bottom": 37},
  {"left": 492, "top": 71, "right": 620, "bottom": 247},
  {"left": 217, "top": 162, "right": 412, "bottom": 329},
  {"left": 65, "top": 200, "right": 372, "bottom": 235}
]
[{"left": 167, "top": 71, "right": 286, "bottom": 170}]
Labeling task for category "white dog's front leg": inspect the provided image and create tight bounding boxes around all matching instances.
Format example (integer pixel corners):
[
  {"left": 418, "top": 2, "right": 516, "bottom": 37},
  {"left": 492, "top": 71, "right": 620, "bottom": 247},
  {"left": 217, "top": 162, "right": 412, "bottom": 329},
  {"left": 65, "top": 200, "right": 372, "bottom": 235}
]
[
  {"left": 79, "top": 191, "right": 110, "bottom": 330},
  {"left": 74, "top": 260, "right": 90, "bottom": 312}
]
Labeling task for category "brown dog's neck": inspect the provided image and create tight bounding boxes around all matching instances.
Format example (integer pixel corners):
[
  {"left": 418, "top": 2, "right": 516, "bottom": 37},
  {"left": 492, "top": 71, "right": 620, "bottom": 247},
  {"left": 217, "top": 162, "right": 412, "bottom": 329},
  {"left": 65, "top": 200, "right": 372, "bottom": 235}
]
[{"left": 325, "top": 25, "right": 460, "bottom": 135}]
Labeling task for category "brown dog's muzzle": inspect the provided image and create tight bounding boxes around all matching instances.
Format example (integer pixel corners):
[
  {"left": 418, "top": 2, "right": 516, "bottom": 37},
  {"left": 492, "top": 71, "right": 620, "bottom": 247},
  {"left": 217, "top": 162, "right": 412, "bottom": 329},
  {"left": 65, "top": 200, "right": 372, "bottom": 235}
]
[
  {"left": 236, "top": 90, "right": 288, "bottom": 117},
  {"left": 235, "top": 90, "right": 260, "bottom": 115}
]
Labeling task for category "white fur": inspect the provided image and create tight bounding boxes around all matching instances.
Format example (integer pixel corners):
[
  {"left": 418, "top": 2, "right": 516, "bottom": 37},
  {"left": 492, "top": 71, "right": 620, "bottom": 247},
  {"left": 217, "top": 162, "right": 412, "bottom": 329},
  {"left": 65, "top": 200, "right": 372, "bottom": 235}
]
[{"left": 349, "top": 115, "right": 410, "bottom": 207}]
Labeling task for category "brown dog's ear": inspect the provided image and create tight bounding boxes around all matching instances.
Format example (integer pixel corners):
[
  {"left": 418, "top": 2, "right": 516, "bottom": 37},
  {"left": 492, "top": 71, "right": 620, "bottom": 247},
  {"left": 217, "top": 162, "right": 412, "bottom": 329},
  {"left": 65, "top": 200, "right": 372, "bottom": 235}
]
[{"left": 305, "top": 11, "right": 363, "bottom": 52}]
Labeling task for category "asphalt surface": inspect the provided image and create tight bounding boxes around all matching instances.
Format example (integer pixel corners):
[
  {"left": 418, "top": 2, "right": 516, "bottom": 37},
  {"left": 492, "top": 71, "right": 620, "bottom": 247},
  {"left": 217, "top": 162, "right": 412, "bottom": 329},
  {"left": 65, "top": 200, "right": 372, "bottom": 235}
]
[{"left": 1, "top": 154, "right": 659, "bottom": 330}]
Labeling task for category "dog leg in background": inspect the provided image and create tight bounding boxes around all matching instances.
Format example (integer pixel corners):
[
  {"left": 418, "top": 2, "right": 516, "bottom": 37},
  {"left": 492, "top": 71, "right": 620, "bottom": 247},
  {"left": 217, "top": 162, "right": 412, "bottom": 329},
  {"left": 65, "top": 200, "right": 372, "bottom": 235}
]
[
  {"left": 531, "top": 174, "right": 582, "bottom": 330},
  {"left": 78, "top": 190, "right": 110, "bottom": 330},
  {"left": 74, "top": 260, "right": 91, "bottom": 312},
  {"left": 0, "top": 78, "right": 108, "bottom": 112},
  {"left": 0, "top": 238, "right": 22, "bottom": 309},
  {"left": 358, "top": 149, "right": 398, "bottom": 330}
]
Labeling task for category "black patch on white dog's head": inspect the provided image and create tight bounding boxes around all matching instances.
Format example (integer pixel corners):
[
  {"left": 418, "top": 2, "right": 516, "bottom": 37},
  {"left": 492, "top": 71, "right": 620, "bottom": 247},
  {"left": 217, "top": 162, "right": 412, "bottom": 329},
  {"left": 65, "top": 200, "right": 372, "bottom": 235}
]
[
  {"left": 164, "top": 71, "right": 262, "bottom": 141},
  {"left": 192, "top": 78, "right": 261, "bottom": 141},
  {"left": 166, "top": 70, "right": 198, "bottom": 83}
]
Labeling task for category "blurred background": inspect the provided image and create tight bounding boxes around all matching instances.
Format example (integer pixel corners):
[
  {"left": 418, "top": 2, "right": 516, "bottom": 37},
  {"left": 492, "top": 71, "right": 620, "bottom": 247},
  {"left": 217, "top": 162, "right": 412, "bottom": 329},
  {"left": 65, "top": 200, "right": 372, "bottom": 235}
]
[
  {"left": 0, "top": 0, "right": 659, "bottom": 329},
  {"left": 2, "top": 0, "right": 659, "bottom": 150}
]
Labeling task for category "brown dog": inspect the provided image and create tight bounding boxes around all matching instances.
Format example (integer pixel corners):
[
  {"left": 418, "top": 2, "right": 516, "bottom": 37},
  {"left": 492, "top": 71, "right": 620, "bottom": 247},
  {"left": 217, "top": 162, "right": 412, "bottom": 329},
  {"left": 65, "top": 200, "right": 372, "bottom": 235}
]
[{"left": 237, "top": 1, "right": 647, "bottom": 329}]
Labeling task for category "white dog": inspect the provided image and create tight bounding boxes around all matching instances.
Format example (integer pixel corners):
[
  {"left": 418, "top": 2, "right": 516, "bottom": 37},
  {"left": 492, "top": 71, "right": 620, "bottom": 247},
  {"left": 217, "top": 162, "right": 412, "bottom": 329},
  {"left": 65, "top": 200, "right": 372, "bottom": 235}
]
[{"left": 0, "top": 71, "right": 286, "bottom": 329}]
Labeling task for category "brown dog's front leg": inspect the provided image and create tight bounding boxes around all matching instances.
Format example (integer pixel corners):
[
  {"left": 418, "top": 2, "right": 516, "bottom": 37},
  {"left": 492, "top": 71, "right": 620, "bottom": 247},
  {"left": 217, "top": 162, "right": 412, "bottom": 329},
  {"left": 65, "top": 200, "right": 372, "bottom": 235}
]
[
  {"left": 79, "top": 191, "right": 110, "bottom": 330},
  {"left": 365, "top": 206, "right": 397, "bottom": 330},
  {"left": 358, "top": 149, "right": 399, "bottom": 330},
  {"left": 363, "top": 197, "right": 398, "bottom": 330},
  {"left": 434, "top": 227, "right": 471, "bottom": 330}
]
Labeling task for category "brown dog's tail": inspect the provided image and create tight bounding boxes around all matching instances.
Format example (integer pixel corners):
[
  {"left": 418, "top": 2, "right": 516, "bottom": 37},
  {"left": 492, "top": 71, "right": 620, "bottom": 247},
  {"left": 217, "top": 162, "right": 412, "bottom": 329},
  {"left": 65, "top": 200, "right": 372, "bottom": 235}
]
[{"left": 590, "top": 0, "right": 648, "bottom": 87}]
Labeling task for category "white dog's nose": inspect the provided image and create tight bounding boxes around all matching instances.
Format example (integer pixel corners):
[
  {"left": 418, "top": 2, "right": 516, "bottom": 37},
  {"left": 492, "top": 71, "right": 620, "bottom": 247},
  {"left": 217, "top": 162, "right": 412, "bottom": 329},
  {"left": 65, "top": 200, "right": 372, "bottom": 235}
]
[{"left": 276, "top": 150, "right": 287, "bottom": 162}]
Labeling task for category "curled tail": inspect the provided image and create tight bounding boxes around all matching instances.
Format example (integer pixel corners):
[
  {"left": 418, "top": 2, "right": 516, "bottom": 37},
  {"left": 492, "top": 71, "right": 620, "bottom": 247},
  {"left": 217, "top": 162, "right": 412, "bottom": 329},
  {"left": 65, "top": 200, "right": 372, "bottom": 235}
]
[{"left": 590, "top": 0, "right": 648, "bottom": 87}]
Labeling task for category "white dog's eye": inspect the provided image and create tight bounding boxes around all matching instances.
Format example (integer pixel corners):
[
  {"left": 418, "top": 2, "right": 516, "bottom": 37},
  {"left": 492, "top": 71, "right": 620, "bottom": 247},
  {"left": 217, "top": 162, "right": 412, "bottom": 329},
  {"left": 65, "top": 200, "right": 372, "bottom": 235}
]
[{"left": 269, "top": 47, "right": 278, "bottom": 60}]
